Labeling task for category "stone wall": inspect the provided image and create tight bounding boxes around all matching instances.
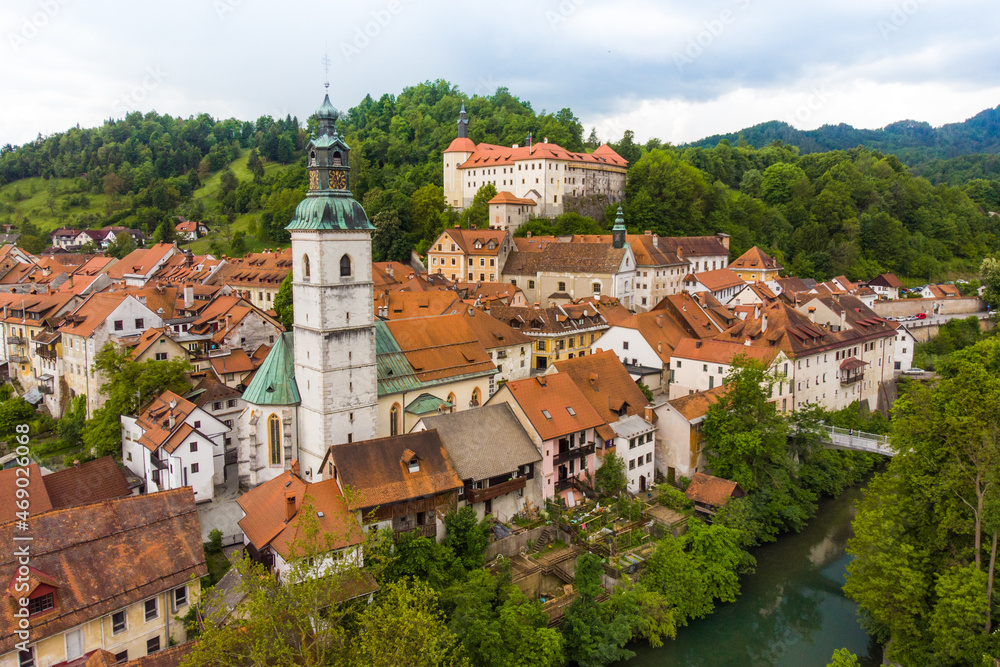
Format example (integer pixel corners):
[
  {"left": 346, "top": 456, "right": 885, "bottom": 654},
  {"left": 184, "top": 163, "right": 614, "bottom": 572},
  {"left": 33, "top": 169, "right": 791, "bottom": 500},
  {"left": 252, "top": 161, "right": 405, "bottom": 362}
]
[
  {"left": 872, "top": 296, "right": 984, "bottom": 318},
  {"left": 485, "top": 525, "right": 555, "bottom": 560}
]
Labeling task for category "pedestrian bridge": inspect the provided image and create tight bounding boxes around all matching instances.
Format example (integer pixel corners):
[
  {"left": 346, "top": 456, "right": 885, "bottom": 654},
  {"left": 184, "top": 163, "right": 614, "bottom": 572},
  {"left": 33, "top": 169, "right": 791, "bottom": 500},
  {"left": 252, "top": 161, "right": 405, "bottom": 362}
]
[{"left": 821, "top": 426, "right": 894, "bottom": 456}]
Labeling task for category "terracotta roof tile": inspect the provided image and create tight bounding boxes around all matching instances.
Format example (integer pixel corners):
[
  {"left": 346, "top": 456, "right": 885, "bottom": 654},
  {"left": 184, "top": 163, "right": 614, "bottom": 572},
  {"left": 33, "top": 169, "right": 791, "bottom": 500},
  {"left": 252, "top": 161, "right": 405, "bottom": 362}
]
[
  {"left": 500, "top": 373, "right": 605, "bottom": 441},
  {"left": 730, "top": 246, "right": 782, "bottom": 271},
  {"left": 667, "top": 385, "right": 730, "bottom": 421},
  {"left": 327, "top": 430, "right": 463, "bottom": 510},
  {"left": 42, "top": 457, "right": 130, "bottom": 509},
  {"left": 685, "top": 472, "right": 743, "bottom": 506},
  {"left": 0, "top": 464, "right": 52, "bottom": 522},
  {"left": 0, "top": 489, "right": 206, "bottom": 655},
  {"left": 552, "top": 350, "right": 652, "bottom": 428}
]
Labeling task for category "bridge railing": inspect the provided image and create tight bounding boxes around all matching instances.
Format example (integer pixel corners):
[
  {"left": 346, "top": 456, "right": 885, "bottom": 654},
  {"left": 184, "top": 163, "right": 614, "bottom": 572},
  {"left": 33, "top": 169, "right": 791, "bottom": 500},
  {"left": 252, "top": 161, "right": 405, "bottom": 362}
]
[{"left": 822, "top": 426, "right": 894, "bottom": 455}]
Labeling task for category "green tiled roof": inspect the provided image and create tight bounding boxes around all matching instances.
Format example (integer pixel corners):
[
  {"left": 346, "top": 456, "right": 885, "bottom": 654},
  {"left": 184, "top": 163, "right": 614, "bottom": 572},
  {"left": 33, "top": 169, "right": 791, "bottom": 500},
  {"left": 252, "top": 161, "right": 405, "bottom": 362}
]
[
  {"left": 241, "top": 331, "right": 300, "bottom": 405},
  {"left": 285, "top": 194, "right": 374, "bottom": 232},
  {"left": 375, "top": 321, "right": 422, "bottom": 396},
  {"left": 405, "top": 393, "right": 453, "bottom": 415}
]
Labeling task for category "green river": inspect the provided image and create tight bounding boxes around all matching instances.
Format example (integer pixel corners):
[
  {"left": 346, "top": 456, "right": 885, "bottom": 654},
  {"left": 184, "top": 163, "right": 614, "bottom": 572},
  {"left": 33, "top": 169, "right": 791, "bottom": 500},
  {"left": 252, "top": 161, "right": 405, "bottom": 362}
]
[{"left": 620, "top": 485, "right": 881, "bottom": 667}]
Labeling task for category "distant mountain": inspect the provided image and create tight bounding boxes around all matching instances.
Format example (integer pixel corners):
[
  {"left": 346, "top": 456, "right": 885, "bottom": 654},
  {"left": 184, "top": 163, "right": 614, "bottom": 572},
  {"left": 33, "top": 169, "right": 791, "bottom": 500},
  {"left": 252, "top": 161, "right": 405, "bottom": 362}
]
[{"left": 687, "top": 105, "right": 1000, "bottom": 167}]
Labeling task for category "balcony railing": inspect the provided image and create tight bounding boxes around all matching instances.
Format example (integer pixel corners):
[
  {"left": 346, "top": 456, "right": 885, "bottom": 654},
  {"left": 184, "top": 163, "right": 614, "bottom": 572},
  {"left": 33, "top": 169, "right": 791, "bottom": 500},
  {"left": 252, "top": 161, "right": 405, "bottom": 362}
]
[
  {"left": 467, "top": 477, "right": 526, "bottom": 504},
  {"left": 8, "top": 336, "right": 25, "bottom": 345},
  {"left": 552, "top": 442, "right": 595, "bottom": 467},
  {"left": 555, "top": 476, "right": 584, "bottom": 493},
  {"left": 38, "top": 385, "right": 53, "bottom": 395},
  {"left": 8, "top": 355, "right": 28, "bottom": 364},
  {"left": 36, "top": 348, "right": 57, "bottom": 360},
  {"left": 840, "top": 373, "right": 864, "bottom": 386},
  {"left": 394, "top": 524, "right": 436, "bottom": 540}
]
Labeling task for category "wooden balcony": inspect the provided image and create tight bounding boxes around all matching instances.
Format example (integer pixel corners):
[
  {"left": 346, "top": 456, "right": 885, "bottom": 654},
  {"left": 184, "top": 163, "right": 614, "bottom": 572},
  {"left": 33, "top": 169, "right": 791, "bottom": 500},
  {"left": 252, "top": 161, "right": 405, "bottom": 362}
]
[
  {"left": 8, "top": 354, "right": 28, "bottom": 364},
  {"left": 394, "top": 524, "right": 436, "bottom": 540},
  {"left": 840, "top": 372, "right": 864, "bottom": 386},
  {"left": 367, "top": 492, "right": 455, "bottom": 523},
  {"left": 552, "top": 442, "right": 595, "bottom": 467},
  {"left": 555, "top": 476, "right": 584, "bottom": 493},
  {"left": 467, "top": 477, "right": 526, "bottom": 504},
  {"left": 8, "top": 336, "right": 26, "bottom": 345}
]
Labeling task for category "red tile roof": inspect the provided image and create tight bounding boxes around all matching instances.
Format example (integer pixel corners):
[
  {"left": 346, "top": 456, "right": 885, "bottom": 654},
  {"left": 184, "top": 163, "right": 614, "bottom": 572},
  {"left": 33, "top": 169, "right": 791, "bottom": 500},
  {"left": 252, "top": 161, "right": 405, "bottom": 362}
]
[
  {"left": 457, "top": 141, "right": 627, "bottom": 169},
  {"left": 41, "top": 457, "right": 131, "bottom": 509},
  {"left": 501, "top": 373, "right": 604, "bottom": 441},
  {"left": 730, "top": 246, "right": 782, "bottom": 272},
  {"left": 0, "top": 463, "right": 53, "bottom": 522},
  {"left": 237, "top": 472, "right": 363, "bottom": 559},
  {"left": 0, "top": 488, "right": 206, "bottom": 655},
  {"left": 685, "top": 472, "right": 744, "bottom": 506}
]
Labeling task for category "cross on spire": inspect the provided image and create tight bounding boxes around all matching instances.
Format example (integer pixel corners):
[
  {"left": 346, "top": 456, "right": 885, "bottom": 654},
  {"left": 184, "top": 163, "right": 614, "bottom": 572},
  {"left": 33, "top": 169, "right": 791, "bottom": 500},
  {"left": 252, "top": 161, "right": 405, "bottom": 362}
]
[{"left": 321, "top": 52, "right": 331, "bottom": 91}]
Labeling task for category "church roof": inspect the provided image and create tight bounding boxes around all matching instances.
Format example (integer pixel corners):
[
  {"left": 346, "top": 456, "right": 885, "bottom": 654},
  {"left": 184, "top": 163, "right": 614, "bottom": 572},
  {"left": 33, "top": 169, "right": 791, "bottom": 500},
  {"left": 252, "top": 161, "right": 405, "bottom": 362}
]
[
  {"left": 241, "top": 331, "right": 300, "bottom": 405},
  {"left": 285, "top": 195, "right": 374, "bottom": 232}
]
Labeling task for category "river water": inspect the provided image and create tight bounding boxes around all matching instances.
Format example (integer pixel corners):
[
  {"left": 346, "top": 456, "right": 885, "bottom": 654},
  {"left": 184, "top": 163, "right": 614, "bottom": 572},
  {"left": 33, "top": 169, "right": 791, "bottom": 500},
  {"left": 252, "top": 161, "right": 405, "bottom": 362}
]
[{"left": 621, "top": 485, "right": 881, "bottom": 667}]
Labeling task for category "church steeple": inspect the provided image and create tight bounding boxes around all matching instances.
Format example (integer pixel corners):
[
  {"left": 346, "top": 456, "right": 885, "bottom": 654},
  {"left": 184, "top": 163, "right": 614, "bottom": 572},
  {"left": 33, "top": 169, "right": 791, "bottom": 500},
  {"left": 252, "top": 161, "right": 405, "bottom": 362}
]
[
  {"left": 612, "top": 205, "right": 627, "bottom": 249},
  {"left": 287, "top": 91, "right": 371, "bottom": 232},
  {"left": 457, "top": 102, "right": 469, "bottom": 139}
]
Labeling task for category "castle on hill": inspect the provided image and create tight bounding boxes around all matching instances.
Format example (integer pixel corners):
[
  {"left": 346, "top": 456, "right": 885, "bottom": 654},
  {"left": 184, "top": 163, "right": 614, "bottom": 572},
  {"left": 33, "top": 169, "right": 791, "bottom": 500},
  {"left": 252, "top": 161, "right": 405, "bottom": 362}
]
[{"left": 443, "top": 104, "right": 628, "bottom": 227}]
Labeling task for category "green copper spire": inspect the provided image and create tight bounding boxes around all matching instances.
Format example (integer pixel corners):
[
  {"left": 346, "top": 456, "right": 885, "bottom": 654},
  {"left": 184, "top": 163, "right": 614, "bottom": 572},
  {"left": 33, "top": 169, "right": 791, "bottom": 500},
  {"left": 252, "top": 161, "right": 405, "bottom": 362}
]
[
  {"left": 613, "top": 205, "right": 626, "bottom": 231},
  {"left": 612, "top": 204, "right": 627, "bottom": 249},
  {"left": 286, "top": 91, "right": 373, "bottom": 232}
]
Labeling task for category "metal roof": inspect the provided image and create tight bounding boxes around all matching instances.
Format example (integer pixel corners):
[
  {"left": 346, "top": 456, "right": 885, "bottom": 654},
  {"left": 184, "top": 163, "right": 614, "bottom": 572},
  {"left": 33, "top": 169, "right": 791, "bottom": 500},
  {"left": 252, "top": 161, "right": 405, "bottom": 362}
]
[
  {"left": 285, "top": 194, "right": 374, "bottom": 231},
  {"left": 241, "top": 331, "right": 300, "bottom": 406},
  {"left": 405, "top": 393, "right": 453, "bottom": 415},
  {"left": 375, "top": 321, "right": 423, "bottom": 396}
]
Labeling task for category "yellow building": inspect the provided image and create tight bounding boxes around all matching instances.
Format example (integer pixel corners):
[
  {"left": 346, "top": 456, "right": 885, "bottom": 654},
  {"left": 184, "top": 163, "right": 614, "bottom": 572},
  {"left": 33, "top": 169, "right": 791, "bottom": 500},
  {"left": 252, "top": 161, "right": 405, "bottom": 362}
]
[
  {"left": 728, "top": 246, "right": 782, "bottom": 283},
  {"left": 426, "top": 227, "right": 513, "bottom": 283},
  {"left": 479, "top": 302, "right": 610, "bottom": 371},
  {"left": 0, "top": 489, "right": 205, "bottom": 666}
]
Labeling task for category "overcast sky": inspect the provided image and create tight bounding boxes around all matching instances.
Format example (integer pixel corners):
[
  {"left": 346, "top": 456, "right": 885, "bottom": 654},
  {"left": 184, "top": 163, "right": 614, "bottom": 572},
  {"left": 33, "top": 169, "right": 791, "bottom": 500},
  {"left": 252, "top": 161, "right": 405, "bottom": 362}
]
[{"left": 2, "top": 0, "right": 999, "bottom": 148}]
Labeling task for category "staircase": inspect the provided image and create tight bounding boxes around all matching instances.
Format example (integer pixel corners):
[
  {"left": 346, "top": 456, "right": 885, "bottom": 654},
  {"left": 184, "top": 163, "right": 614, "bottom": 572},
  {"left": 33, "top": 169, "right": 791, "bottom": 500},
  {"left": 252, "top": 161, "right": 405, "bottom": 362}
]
[{"left": 534, "top": 527, "right": 553, "bottom": 553}]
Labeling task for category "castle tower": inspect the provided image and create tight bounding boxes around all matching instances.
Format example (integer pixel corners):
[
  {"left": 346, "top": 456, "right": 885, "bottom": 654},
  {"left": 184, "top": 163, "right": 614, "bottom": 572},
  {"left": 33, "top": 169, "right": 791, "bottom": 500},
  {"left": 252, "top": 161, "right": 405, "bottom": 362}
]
[
  {"left": 286, "top": 91, "right": 378, "bottom": 478},
  {"left": 443, "top": 102, "right": 476, "bottom": 211}
]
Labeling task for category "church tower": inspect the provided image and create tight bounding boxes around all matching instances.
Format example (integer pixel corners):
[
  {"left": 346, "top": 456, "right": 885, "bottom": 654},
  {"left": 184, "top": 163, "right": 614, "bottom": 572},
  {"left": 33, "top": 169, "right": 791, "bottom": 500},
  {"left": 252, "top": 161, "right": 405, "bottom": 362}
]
[
  {"left": 443, "top": 102, "right": 476, "bottom": 211},
  {"left": 286, "top": 91, "right": 378, "bottom": 478}
]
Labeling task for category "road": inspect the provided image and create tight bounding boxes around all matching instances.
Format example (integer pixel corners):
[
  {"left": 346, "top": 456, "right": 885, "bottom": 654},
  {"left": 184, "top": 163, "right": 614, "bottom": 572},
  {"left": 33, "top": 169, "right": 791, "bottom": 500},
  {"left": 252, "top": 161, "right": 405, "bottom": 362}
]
[{"left": 893, "top": 311, "right": 992, "bottom": 329}]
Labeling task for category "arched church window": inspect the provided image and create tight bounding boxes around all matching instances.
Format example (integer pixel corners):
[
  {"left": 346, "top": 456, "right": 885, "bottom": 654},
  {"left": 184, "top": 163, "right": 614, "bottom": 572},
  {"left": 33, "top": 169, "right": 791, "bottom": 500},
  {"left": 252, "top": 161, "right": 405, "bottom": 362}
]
[
  {"left": 390, "top": 403, "right": 401, "bottom": 436},
  {"left": 332, "top": 151, "right": 343, "bottom": 166},
  {"left": 309, "top": 151, "right": 316, "bottom": 166},
  {"left": 447, "top": 392, "right": 456, "bottom": 413},
  {"left": 268, "top": 414, "right": 281, "bottom": 466},
  {"left": 340, "top": 254, "right": 352, "bottom": 278},
  {"left": 471, "top": 387, "right": 481, "bottom": 407},
  {"left": 302, "top": 254, "right": 311, "bottom": 281}
]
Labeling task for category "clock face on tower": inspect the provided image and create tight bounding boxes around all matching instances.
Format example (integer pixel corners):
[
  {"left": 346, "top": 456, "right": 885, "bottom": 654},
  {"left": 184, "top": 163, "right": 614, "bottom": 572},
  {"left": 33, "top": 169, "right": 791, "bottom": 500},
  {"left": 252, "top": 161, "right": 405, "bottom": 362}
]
[
  {"left": 329, "top": 170, "right": 346, "bottom": 189},
  {"left": 309, "top": 171, "right": 319, "bottom": 190}
]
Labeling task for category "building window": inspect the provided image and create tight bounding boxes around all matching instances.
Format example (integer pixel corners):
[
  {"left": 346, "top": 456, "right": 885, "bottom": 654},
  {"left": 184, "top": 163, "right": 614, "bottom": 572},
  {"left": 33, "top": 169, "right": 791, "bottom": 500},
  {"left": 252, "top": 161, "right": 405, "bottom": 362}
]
[
  {"left": 268, "top": 414, "right": 281, "bottom": 466},
  {"left": 227, "top": 399, "right": 237, "bottom": 408},
  {"left": 390, "top": 403, "right": 400, "bottom": 436},
  {"left": 112, "top": 610, "right": 127, "bottom": 634},
  {"left": 114, "top": 320, "right": 124, "bottom": 331},
  {"left": 558, "top": 281, "right": 566, "bottom": 292},
  {"left": 302, "top": 254, "right": 311, "bottom": 280},
  {"left": 213, "top": 401, "right": 223, "bottom": 411},
  {"left": 189, "top": 442, "right": 198, "bottom": 453},
  {"left": 135, "top": 318, "right": 144, "bottom": 329},
  {"left": 146, "top": 636, "right": 161, "bottom": 655},
  {"left": 191, "top": 462, "right": 200, "bottom": 474},
  {"left": 174, "top": 586, "right": 187, "bottom": 610},
  {"left": 623, "top": 341, "right": 629, "bottom": 350},
  {"left": 115, "top": 651, "right": 128, "bottom": 663},
  {"left": 155, "top": 352, "right": 167, "bottom": 361},
  {"left": 27, "top": 593, "right": 54, "bottom": 615},
  {"left": 593, "top": 282, "right": 600, "bottom": 293},
  {"left": 18, "top": 648, "right": 34, "bottom": 667},
  {"left": 144, "top": 598, "right": 158, "bottom": 622},
  {"left": 340, "top": 254, "right": 353, "bottom": 278},
  {"left": 528, "top": 280, "right": 535, "bottom": 289}
]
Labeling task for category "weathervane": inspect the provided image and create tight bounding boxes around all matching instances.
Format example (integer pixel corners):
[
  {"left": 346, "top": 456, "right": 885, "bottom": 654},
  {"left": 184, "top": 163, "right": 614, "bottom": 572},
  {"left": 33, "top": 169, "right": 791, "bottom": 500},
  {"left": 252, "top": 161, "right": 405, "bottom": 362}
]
[{"left": 322, "top": 52, "right": 331, "bottom": 92}]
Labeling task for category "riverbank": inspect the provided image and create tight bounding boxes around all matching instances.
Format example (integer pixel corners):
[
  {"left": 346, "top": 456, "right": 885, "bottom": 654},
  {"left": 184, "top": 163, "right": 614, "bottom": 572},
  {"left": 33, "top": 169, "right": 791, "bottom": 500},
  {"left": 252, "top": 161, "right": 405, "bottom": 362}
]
[{"left": 619, "top": 484, "right": 879, "bottom": 666}]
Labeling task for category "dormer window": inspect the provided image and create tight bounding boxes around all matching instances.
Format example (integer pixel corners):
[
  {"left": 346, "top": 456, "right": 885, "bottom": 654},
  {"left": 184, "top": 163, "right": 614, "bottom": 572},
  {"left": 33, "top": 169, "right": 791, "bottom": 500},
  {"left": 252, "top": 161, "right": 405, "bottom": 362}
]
[
  {"left": 408, "top": 459, "right": 419, "bottom": 473},
  {"left": 27, "top": 592, "right": 54, "bottom": 616}
]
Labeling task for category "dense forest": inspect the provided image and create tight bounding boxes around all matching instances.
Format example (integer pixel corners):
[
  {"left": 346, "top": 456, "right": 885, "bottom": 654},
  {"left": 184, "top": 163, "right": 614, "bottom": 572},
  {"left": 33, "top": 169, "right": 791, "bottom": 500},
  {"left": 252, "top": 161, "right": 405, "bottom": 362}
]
[
  {"left": 688, "top": 106, "right": 1000, "bottom": 179},
  {"left": 1, "top": 80, "right": 999, "bottom": 283}
]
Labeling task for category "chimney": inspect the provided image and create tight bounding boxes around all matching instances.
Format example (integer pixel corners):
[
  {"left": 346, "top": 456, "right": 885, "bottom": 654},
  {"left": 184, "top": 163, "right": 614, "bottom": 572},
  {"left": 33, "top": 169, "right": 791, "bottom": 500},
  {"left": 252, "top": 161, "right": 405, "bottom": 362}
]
[
  {"left": 716, "top": 232, "right": 730, "bottom": 250},
  {"left": 808, "top": 307, "right": 816, "bottom": 323},
  {"left": 285, "top": 491, "right": 296, "bottom": 522},
  {"left": 526, "top": 231, "right": 532, "bottom": 239},
  {"left": 184, "top": 283, "right": 194, "bottom": 309},
  {"left": 652, "top": 236, "right": 658, "bottom": 249},
  {"left": 676, "top": 245, "right": 684, "bottom": 260},
  {"left": 657, "top": 341, "right": 663, "bottom": 353},
  {"left": 589, "top": 372, "right": 598, "bottom": 387},
  {"left": 761, "top": 314, "right": 768, "bottom": 333},
  {"left": 644, "top": 230, "right": 652, "bottom": 236},
  {"left": 512, "top": 143, "right": 519, "bottom": 149},
  {"left": 655, "top": 315, "right": 663, "bottom": 328},
  {"left": 73, "top": 460, "right": 81, "bottom": 468},
  {"left": 644, "top": 406, "right": 654, "bottom": 422},
  {"left": 695, "top": 341, "right": 702, "bottom": 348},
  {"left": 290, "top": 458, "right": 300, "bottom": 477},
  {"left": 544, "top": 137, "right": 548, "bottom": 143}
]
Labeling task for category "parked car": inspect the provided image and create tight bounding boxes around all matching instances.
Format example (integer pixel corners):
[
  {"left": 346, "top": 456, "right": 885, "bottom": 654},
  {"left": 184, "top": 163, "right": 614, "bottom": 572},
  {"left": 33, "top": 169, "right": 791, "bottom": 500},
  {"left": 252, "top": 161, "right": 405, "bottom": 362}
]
[
  {"left": 903, "top": 368, "right": 926, "bottom": 375},
  {"left": 915, "top": 312, "right": 928, "bottom": 320}
]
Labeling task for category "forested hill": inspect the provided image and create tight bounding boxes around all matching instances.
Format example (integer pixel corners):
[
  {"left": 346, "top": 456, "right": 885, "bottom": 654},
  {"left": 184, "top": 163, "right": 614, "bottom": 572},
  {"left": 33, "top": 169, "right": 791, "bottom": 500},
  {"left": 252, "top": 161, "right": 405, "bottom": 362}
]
[
  {"left": 687, "top": 106, "right": 1000, "bottom": 176},
  {"left": 2, "top": 79, "right": 999, "bottom": 286}
]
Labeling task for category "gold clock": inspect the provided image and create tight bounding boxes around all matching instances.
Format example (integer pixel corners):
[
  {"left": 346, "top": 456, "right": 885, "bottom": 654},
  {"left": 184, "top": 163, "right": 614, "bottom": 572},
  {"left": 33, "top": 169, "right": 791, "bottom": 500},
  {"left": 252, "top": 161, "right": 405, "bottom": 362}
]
[
  {"left": 329, "top": 170, "right": 346, "bottom": 189},
  {"left": 308, "top": 171, "right": 319, "bottom": 189}
]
